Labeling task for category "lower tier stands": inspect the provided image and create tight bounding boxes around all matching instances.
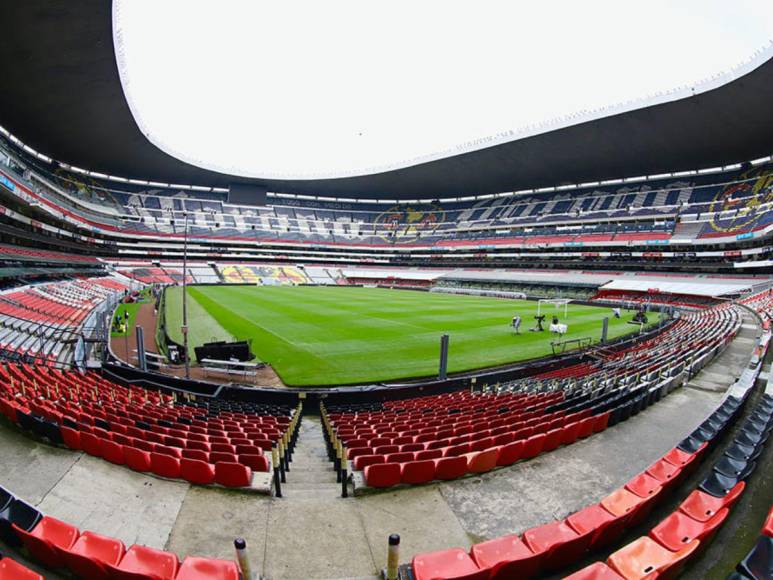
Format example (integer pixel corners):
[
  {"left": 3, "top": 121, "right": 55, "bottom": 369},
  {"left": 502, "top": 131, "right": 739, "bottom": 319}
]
[
  {"left": 323, "top": 305, "right": 741, "bottom": 489},
  {"left": 410, "top": 352, "right": 770, "bottom": 579},
  {"left": 0, "top": 484, "right": 242, "bottom": 579},
  {"left": 0, "top": 364, "right": 300, "bottom": 488},
  {"left": 567, "top": 391, "right": 772, "bottom": 580}
]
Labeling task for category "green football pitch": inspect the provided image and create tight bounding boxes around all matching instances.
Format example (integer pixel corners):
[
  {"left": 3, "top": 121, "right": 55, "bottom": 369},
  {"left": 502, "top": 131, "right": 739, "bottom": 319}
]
[{"left": 164, "top": 285, "right": 652, "bottom": 386}]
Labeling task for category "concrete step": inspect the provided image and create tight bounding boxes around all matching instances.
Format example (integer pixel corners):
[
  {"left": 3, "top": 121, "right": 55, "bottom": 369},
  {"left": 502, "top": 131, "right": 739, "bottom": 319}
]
[
  {"left": 286, "top": 471, "right": 338, "bottom": 484},
  {"left": 282, "top": 415, "right": 341, "bottom": 497}
]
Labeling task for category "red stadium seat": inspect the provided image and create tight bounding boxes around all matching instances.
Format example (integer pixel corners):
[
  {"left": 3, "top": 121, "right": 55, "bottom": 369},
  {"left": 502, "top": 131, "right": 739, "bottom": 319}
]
[
  {"left": 80, "top": 432, "right": 103, "bottom": 457},
  {"left": 678, "top": 483, "right": 745, "bottom": 522},
  {"left": 496, "top": 440, "right": 524, "bottom": 466},
  {"left": 60, "top": 426, "right": 81, "bottom": 450},
  {"left": 353, "top": 454, "right": 385, "bottom": 471},
  {"left": 434, "top": 456, "right": 468, "bottom": 480},
  {"left": 235, "top": 444, "right": 263, "bottom": 456},
  {"left": 209, "top": 452, "right": 238, "bottom": 464},
  {"left": 649, "top": 508, "right": 728, "bottom": 552},
  {"left": 64, "top": 530, "right": 126, "bottom": 580},
  {"left": 150, "top": 452, "right": 181, "bottom": 479},
  {"left": 180, "top": 458, "right": 216, "bottom": 485},
  {"left": 564, "top": 562, "right": 624, "bottom": 579},
  {"left": 561, "top": 421, "right": 582, "bottom": 445},
  {"left": 107, "top": 544, "right": 180, "bottom": 580},
  {"left": 373, "top": 445, "right": 399, "bottom": 455},
  {"left": 0, "top": 557, "right": 45, "bottom": 580},
  {"left": 443, "top": 443, "right": 471, "bottom": 457},
  {"left": 176, "top": 556, "right": 239, "bottom": 580},
  {"left": 101, "top": 441, "right": 126, "bottom": 466},
  {"left": 521, "top": 433, "right": 546, "bottom": 460},
  {"left": 214, "top": 462, "right": 252, "bottom": 488},
  {"left": 567, "top": 504, "right": 629, "bottom": 550},
  {"left": 413, "top": 548, "right": 487, "bottom": 580},
  {"left": 364, "top": 463, "right": 401, "bottom": 488},
  {"left": 662, "top": 444, "right": 705, "bottom": 470},
  {"left": 469, "top": 436, "right": 496, "bottom": 453},
  {"left": 181, "top": 449, "right": 210, "bottom": 462},
  {"left": 154, "top": 445, "right": 182, "bottom": 459},
  {"left": 467, "top": 449, "right": 498, "bottom": 474},
  {"left": 625, "top": 472, "right": 663, "bottom": 499},
  {"left": 186, "top": 441, "right": 211, "bottom": 453},
  {"left": 523, "top": 520, "right": 592, "bottom": 571},
  {"left": 14, "top": 516, "right": 79, "bottom": 568},
  {"left": 601, "top": 488, "right": 650, "bottom": 526},
  {"left": 239, "top": 454, "right": 270, "bottom": 472},
  {"left": 384, "top": 452, "right": 414, "bottom": 464},
  {"left": 577, "top": 417, "right": 597, "bottom": 439},
  {"left": 470, "top": 534, "right": 542, "bottom": 579},
  {"left": 124, "top": 447, "right": 152, "bottom": 473},
  {"left": 607, "top": 536, "right": 699, "bottom": 579},
  {"left": 541, "top": 428, "right": 564, "bottom": 452},
  {"left": 401, "top": 460, "right": 436, "bottom": 485},
  {"left": 645, "top": 459, "right": 682, "bottom": 494},
  {"left": 415, "top": 449, "right": 443, "bottom": 461}
]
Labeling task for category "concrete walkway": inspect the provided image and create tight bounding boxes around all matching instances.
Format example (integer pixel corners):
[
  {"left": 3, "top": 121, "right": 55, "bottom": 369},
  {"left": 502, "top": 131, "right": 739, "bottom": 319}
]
[{"left": 0, "top": 312, "right": 760, "bottom": 579}]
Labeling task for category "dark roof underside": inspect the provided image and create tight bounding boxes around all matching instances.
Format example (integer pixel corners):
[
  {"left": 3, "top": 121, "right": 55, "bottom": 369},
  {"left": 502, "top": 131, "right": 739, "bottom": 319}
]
[{"left": 0, "top": 1, "right": 771, "bottom": 199}]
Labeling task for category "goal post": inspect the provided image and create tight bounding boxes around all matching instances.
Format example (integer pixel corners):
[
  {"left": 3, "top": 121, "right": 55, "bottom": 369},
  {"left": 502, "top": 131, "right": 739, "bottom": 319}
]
[{"left": 537, "top": 298, "right": 571, "bottom": 318}]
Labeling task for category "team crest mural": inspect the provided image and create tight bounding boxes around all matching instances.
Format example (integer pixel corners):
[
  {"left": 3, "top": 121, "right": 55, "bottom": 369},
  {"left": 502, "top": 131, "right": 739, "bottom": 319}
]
[
  {"left": 707, "top": 169, "right": 773, "bottom": 233},
  {"left": 374, "top": 204, "right": 445, "bottom": 243}
]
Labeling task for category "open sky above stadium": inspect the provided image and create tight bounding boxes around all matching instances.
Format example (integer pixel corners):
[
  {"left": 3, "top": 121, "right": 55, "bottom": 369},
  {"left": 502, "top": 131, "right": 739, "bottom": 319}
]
[{"left": 113, "top": 0, "right": 773, "bottom": 181}]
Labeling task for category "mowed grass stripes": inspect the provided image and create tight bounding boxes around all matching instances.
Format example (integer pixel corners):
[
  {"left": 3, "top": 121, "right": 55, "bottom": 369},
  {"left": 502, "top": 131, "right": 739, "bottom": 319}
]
[{"left": 165, "top": 285, "right": 644, "bottom": 386}]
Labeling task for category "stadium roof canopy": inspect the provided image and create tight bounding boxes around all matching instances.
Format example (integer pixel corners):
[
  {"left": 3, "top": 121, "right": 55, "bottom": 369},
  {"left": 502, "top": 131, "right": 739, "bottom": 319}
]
[{"left": 0, "top": 1, "right": 772, "bottom": 200}]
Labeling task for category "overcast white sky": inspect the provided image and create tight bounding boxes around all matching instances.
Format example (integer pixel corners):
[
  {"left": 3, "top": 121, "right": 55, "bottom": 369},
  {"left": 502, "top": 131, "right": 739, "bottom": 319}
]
[{"left": 113, "top": 0, "right": 773, "bottom": 181}]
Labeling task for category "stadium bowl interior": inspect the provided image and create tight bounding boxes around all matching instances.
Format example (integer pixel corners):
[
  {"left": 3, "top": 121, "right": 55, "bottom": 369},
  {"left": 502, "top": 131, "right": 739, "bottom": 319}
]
[{"left": 0, "top": 3, "right": 771, "bottom": 578}]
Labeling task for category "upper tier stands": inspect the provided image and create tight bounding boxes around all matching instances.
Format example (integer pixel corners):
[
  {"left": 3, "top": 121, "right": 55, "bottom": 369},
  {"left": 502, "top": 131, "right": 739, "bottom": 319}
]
[{"left": 1, "top": 136, "right": 770, "bottom": 251}]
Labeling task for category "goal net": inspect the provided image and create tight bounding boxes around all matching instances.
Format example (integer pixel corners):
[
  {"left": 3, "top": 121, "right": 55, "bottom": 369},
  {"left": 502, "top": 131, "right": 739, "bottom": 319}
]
[{"left": 537, "top": 298, "right": 571, "bottom": 318}]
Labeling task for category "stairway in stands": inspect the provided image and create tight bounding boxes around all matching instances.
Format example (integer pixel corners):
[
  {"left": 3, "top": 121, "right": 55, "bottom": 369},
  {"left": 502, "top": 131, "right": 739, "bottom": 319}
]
[{"left": 283, "top": 415, "right": 341, "bottom": 499}]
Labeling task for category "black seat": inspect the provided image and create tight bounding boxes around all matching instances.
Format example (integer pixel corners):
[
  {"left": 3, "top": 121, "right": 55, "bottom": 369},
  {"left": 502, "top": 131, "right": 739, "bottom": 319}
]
[
  {"left": 724, "top": 441, "right": 762, "bottom": 463},
  {"left": 698, "top": 470, "right": 742, "bottom": 498},
  {"left": 39, "top": 420, "right": 63, "bottom": 446},
  {"left": 16, "top": 411, "right": 41, "bottom": 434},
  {"left": 677, "top": 434, "right": 705, "bottom": 453},
  {"left": 735, "top": 430, "right": 767, "bottom": 451},
  {"left": 737, "top": 535, "right": 773, "bottom": 580},
  {"left": 712, "top": 456, "right": 756, "bottom": 481},
  {"left": 0, "top": 498, "right": 42, "bottom": 547},
  {"left": 0, "top": 487, "right": 13, "bottom": 512}
]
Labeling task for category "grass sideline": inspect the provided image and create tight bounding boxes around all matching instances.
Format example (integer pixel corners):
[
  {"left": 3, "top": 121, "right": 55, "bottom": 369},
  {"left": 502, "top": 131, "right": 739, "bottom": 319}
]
[{"left": 165, "top": 285, "right": 655, "bottom": 386}]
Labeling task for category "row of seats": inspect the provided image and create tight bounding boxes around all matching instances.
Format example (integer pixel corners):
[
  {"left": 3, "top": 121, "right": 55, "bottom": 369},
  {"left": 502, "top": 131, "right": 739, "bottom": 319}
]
[
  {"left": 410, "top": 384, "right": 762, "bottom": 579},
  {"left": 567, "top": 391, "right": 772, "bottom": 579},
  {"left": 0, "top": 485, "right": 239, "bottom": 579},
  {"left": 0, "top": 364, "right": 298, "bottom": 488}
]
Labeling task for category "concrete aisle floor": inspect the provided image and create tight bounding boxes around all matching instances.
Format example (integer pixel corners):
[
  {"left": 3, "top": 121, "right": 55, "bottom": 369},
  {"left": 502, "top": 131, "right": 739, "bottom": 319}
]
[{"left": 0, "top": 313, "right": 761, "bottom": 579}]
